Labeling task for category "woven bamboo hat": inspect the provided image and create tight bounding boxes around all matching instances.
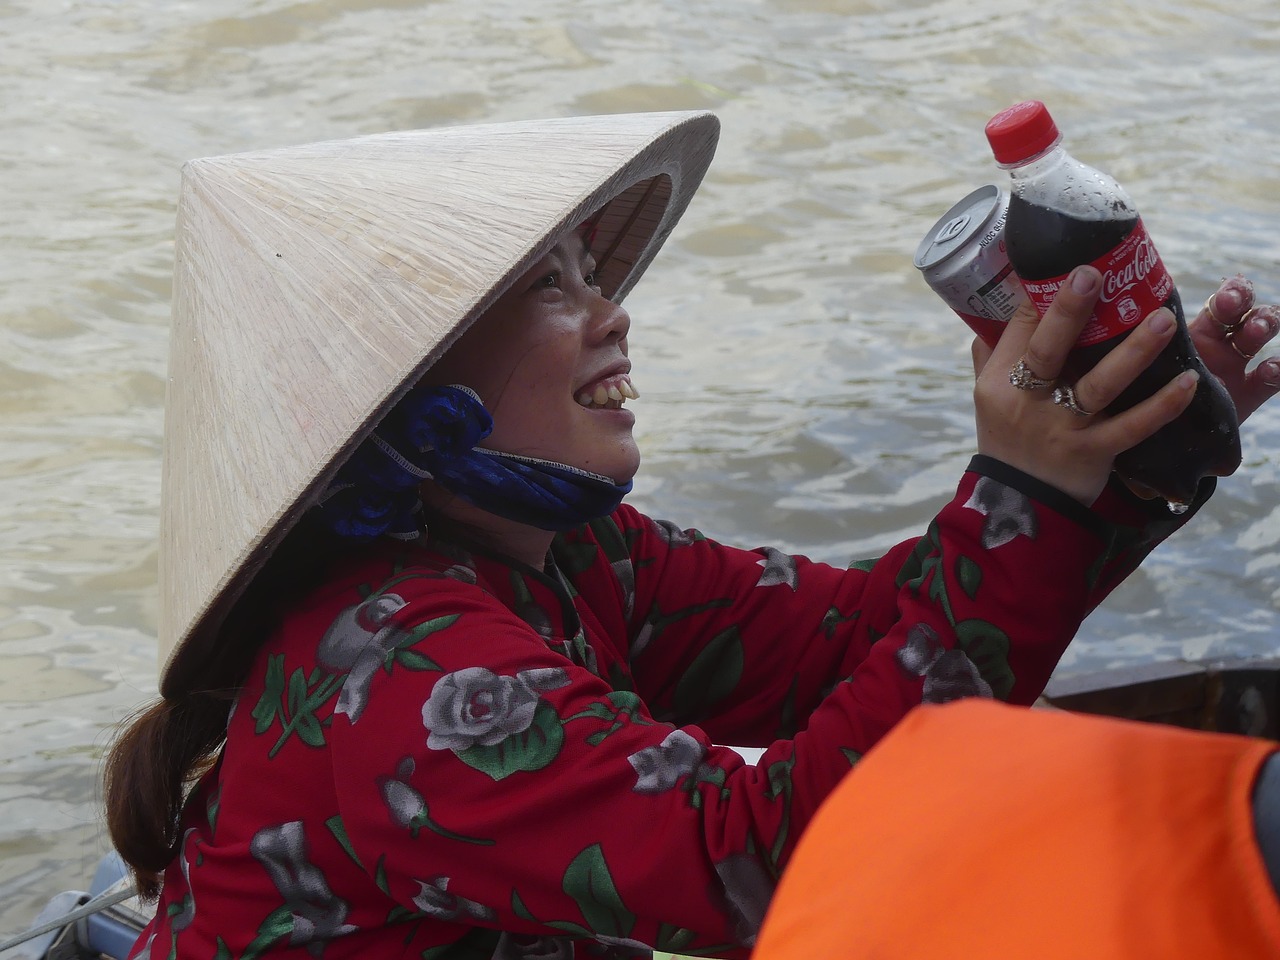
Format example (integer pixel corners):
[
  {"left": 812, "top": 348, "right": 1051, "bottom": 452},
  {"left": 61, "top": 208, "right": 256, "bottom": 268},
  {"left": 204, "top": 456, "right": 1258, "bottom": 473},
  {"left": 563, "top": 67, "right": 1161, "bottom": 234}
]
[{"left": 159, "top": 110, "right": 720, "bottom": 696}]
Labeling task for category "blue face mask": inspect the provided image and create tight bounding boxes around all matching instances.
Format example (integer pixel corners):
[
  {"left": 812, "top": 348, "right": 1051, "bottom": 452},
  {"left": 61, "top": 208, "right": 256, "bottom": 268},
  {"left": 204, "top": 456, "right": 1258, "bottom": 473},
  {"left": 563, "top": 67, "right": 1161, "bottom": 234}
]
[{"left": 315, "top": 385, "right": 632, "bottom": 541}]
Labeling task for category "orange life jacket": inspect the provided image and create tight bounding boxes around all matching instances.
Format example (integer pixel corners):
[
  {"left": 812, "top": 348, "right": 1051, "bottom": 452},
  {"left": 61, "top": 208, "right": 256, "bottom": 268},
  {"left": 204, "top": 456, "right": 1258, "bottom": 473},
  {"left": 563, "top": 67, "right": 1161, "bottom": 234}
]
[{"left": 753, "top": 699, "right": 1280, "bottom": 959}]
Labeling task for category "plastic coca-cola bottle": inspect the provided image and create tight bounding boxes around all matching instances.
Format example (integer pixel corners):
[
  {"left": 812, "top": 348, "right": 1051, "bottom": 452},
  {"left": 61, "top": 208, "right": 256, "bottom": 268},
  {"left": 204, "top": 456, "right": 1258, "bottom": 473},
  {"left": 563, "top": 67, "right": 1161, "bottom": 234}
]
[{"left": 984, "top": 100, "right": 1241, "bottom": 504}]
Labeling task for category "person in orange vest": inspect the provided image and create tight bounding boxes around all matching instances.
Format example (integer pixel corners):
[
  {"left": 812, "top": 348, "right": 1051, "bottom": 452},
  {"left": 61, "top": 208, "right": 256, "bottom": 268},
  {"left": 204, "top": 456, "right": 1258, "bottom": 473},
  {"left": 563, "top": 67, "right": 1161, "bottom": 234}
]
[{"left": 752, "top": 699, "right": 1280, "bottom": 959}]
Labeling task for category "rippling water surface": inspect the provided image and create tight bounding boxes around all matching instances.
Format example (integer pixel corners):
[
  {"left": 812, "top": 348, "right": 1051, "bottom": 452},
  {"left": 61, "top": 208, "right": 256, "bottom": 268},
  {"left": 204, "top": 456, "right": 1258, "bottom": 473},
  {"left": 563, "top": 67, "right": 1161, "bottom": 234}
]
[{"left": 2, "top": 0, "right": 1279, "bottom": 934}]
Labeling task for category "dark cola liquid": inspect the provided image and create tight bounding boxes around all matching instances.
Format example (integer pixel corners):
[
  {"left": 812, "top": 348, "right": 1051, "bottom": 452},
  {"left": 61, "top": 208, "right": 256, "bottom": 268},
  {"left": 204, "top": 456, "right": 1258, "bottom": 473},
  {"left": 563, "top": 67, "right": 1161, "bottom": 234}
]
[{"left": 1007, "top": 196, "right": 1241, "bottom": 503}]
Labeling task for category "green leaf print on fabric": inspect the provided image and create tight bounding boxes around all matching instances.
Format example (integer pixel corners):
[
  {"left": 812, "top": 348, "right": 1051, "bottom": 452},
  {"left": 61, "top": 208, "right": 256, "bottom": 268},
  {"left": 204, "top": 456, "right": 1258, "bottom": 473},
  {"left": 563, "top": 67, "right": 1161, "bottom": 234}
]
[
  {"left": 763, "top": 752, "right": 797, "bottom": 875},
  {"left": 252, "top": 654, "right": 288, "bottom": 734},
  {"left": 895, "top": 521, "right": 942, "bottom": 590},
  {"left": 631, "top": 598, "right": 733, "bottom": 660},
  {"left": 251, "top": 656, "right": 345, "bottom": 759},
  {"left": 820, "top": 606, "right": 859, "bottom": 639},
  {"left": 422, "top": 666, "right": 571, "bottom": 780},
  {"left": 325, "top": 815, "right": 363, "bottom": 869},
  {"left": 511, "top": 889, "right": 536, "bottom": 922},
  {"left": 239, "top": 905, "right": 295, "bottom": 960},
  {"left": 954, "top": 619, "right": 1015, "bottom": 699},
  {"left": 452, "top": 700, "right": 565, "bottom": 780},
  {"left": 670, "top": 626, "right": 744, "bottom": 723},
  {"left": 562, "top": 844, "right": 636, "bottom": 940},
  {"left": 956, "top": 554, "right": 983, "bottom": 600},
  {"left": 565, "top": 690, "right": 652, "bottom": 746},
  {"left": 385, "top": 614, "right": 455, "bottom": 672},
  {"left": 840, "top": 747, "right": 863, "bottom": 766},
  {"left": 656, "top": 923, "right": 698, "bottom": 954}
]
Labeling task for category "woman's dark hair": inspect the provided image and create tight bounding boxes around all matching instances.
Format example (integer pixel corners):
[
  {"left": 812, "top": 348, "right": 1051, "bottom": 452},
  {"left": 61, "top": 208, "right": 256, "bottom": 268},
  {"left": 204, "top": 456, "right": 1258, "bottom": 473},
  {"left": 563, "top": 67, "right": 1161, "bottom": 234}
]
[{"left": 103, "top": 513, "right": 341, "bottom": 900}]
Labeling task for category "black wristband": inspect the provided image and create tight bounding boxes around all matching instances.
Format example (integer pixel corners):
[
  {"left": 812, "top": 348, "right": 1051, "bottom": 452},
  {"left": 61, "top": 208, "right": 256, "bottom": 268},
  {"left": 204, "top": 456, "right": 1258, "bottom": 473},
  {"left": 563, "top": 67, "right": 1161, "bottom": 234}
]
[{"left": 967, "top": 455, "right": 1110, "bottom": 539}]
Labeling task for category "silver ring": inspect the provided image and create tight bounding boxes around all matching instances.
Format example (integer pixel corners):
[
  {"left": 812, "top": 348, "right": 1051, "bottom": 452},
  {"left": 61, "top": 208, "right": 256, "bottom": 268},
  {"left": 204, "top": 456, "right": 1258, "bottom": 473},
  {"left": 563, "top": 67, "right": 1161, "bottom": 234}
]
[
  {"left": 1051, "top": 382, "right": 1093, "bottom": 417},
  {"left": 1009, "top": 357, "right": 1054, "bottom": 391}
]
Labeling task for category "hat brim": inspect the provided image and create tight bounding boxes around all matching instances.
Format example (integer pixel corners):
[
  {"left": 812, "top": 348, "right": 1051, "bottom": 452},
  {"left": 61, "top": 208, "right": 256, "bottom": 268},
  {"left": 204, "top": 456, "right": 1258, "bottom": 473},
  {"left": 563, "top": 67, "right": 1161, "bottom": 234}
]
[{"left": 158, "top": 111, "right": 719, "bottom": 696}]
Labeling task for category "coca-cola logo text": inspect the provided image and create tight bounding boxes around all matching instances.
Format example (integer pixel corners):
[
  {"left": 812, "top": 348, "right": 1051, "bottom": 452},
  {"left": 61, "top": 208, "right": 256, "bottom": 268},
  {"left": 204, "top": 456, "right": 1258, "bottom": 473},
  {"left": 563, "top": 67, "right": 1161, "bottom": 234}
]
[{"left": 1098, "top": 234, "right": 1162, "bottom": 304}]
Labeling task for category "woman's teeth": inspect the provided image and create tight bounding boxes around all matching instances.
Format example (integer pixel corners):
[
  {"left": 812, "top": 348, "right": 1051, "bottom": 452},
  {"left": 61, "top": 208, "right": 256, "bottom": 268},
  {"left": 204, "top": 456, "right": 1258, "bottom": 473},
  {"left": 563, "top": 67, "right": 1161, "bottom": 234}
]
[{"left": 577, "top": 376, "right": 638, "bottom": 409}]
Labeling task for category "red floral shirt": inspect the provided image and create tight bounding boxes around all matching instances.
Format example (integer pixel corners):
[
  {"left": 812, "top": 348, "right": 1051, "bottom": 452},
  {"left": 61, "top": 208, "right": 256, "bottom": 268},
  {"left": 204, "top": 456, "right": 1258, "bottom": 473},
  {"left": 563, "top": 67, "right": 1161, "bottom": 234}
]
[{"left": 128, "top": 461, "right": 1200, "bottom": 960}]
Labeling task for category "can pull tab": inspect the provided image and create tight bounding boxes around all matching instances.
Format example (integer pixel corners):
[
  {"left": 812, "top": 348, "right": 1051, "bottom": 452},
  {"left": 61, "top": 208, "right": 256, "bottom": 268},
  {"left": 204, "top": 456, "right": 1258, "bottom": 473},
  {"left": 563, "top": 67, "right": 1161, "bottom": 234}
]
[{"left": 936, "top": 214, "right": 971, "bottom": 243}]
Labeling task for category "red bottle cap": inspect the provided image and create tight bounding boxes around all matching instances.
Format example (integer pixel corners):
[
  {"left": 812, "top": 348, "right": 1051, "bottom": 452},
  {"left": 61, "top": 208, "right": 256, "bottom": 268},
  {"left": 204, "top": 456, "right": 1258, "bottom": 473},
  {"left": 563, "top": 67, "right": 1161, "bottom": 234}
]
[{"left": 985, "top": 100, "right": 1060, "bottom": 165}]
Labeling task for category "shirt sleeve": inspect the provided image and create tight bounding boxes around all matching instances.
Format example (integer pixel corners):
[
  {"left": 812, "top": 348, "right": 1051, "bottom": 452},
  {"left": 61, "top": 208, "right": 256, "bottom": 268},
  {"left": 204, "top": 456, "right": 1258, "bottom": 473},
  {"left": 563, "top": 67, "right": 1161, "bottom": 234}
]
[
  {"left": 326, "top": 461, "right": 1204, "bottom": 957},
  {"left": 609, "top": 456, "right": 1207, "bottom": 747}
]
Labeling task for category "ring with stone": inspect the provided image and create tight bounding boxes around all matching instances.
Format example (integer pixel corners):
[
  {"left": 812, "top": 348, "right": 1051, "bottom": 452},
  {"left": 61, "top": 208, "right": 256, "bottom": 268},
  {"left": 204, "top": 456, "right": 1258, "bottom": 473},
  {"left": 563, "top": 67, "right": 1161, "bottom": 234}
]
[
  {"left": 1009, "top": 357, "right": 1054, "bottom": 391},
  {"left": 1051, "top": 382, "right": 1093, "bottom": 417}
]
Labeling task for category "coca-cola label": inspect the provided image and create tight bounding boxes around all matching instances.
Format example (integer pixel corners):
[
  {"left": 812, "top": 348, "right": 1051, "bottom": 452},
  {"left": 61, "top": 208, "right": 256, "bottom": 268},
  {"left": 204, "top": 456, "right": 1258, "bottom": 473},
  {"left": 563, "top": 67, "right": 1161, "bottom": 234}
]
[
  {"left": 955, "top": 310, "right": 1008, "bottom": 348},
  {"left": 1018, "top": 218, "right": 1173, "bottom": 346}
]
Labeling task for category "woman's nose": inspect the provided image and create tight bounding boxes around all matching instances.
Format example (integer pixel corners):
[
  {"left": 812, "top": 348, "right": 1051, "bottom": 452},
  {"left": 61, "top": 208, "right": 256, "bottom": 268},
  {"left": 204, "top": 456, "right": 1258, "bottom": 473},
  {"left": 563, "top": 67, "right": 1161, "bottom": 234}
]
[{"left": 590, "top": 294, "right": 631, "bottom": 344}]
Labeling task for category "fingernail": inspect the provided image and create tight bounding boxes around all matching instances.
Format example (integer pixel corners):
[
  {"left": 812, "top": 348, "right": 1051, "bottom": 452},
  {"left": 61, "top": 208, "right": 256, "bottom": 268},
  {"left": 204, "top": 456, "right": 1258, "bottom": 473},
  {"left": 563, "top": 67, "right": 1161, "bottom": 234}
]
[
  {"left": 1148, "top": 309, "right": 1173, "bottom": 334},
  {"left": 1261, "top": 359, "right": 1280, "bottom": 388},
  {"left": 1178, "top": 370, "right": 1200, "bottom": 390},
  {"left": 1070, "top": 266, "right": 1098, "bottom": 294}
]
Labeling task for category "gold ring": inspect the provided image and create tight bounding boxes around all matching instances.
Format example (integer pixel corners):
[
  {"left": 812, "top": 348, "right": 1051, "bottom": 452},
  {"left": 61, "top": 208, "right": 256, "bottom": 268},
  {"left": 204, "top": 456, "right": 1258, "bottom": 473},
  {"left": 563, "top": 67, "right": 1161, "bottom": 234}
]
[
  {"left": 1240, "top": 306, "right": 1265, "bottom": 328},
  {"left": 1009, "top": 357, "right": 1054, "bottom": 391},
  {"left": 1206, "top": 294, "right": 1244, "bottom": 331},
  {"left": 1227, "top": 334, "right": 1258, "bottom": 361},
  {"left": 1051, "top": 382, "right": 1093, "bottom": 417}
]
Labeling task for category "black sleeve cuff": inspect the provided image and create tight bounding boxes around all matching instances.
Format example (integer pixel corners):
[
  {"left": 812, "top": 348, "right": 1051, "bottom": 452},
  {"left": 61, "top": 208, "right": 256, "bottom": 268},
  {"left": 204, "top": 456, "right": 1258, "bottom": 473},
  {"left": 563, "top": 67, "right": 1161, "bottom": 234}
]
[
  {"left": 966, "top": 455, "right": 1217, "bottom": 536},
  {"left": 966, "top": 455, "right": 1111, "bottom": 539}
]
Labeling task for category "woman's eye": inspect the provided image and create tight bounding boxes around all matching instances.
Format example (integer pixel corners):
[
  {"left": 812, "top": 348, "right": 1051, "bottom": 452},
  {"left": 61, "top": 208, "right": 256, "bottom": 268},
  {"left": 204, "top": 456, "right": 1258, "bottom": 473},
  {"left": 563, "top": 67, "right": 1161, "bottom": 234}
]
[
  {"left": 536, "top": 273, "right": 559, "bottom": 290},
  {"left": 583, "top": 272, "right": 597, "bottom": 288}
]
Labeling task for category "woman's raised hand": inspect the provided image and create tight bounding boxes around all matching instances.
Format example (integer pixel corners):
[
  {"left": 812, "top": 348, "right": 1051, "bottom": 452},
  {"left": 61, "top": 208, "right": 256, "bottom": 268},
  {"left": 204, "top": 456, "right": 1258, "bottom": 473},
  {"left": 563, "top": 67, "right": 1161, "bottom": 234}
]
[
  {"left": 1189, "top": 275, "right": 1280, "bottom": 424},
  {"left": 970, "top": 266, "right": 1198, "bottom": 506}
]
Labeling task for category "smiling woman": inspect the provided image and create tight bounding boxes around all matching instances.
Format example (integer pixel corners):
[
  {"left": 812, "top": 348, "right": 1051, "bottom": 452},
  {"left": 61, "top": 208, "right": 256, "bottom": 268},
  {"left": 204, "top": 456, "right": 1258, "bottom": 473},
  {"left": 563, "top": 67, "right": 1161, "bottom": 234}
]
[{"left": 98, "top": 108, "right": 1280, "bottom": 960}]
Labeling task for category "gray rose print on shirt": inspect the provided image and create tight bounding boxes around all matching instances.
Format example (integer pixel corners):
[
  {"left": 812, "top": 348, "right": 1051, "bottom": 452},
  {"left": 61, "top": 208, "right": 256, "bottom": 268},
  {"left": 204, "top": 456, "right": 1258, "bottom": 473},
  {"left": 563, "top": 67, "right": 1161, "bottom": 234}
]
[
  {"left": 627, "top": 729, "right": 707, "bottom": 793},
  {"left": 422, "top": 666, "right": 572, "bottom": 780},
  {"left": 713, "top": 852, "right": 775, "bottom": 947},
  {"left": 412, "top": 876, "right": 497, "bottom": 923},
  {"left": 649, "top": 517, "right": 702, "bottom": 547},
  {"left": 249, "top": 821, "right": 358, "bottom": 956},
  {"left": 896, "top": 623, "right": 993, "bottom": 704},
  {"left": 377, "top": 756, "right": 494, "bottom": 845},
  {"left": 317, "top": 592, "right": 410, "bottom": 723},
  {"left": 755, "top": 547, "right": 799, "bottom": 590},
  {"left": 963, "top": 477, "right": 1038, "bottom": 549}
]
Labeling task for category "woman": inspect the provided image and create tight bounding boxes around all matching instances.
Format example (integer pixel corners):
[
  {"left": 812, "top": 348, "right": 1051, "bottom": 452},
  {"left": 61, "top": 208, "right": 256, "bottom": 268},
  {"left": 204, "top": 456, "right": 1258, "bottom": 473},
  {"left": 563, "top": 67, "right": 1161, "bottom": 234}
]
[{"left": 105, "top": 110, "right": 1279, "bottom": 959}]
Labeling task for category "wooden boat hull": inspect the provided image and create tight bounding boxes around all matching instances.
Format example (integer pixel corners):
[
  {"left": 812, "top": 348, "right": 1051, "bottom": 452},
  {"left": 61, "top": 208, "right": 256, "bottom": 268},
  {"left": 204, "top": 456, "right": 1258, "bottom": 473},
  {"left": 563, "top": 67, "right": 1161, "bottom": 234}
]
[{"left": 1041, "top": 657, "right": 1280, "bottom": 739}]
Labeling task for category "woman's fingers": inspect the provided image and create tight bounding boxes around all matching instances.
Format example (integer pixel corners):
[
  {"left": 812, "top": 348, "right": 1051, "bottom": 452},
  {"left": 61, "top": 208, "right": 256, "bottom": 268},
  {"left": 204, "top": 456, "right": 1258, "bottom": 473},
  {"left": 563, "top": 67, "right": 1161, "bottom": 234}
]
[
  {"left": 1201, "top": 275, "right": 1254, "bottom": 333},
  {"left": 1189, "top": 274, "right": 1280, "bottom": 422},
  {"left": 997, "top": 266, "right": 1103, "bottom": 379},
  {"left": 1088, "top": 368, "right": 1200, "bottom": 456},
  {"left": 1068, "top": 308, "right": 1177, "bottom": 416}
]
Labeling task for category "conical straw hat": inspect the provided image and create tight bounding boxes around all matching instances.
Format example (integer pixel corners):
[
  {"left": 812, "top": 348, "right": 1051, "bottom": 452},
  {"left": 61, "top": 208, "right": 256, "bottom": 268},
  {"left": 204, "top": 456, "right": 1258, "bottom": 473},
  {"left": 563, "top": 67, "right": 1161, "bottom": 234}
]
[{"left": 160, "top": 110, "right": 719, "bottom": 696}]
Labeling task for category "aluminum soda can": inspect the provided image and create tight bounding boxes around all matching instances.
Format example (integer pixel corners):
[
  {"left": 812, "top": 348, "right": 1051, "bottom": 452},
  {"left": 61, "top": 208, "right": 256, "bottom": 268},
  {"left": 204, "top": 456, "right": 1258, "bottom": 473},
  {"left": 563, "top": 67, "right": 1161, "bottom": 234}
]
[{"left": 913, "top": 184, "right": 1028, "bottom": 347}]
